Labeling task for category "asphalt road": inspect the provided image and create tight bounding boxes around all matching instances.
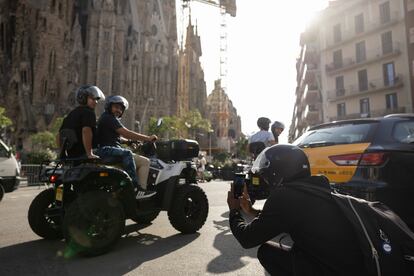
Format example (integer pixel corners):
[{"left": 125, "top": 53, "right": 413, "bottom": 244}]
[{"left": 0, "top": 181, "right": 268, "bottom": 276}]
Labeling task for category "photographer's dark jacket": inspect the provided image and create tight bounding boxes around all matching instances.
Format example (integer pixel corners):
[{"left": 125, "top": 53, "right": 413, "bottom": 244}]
[{"left": 229, "top": 176, "right": 365, "bottom": 275}]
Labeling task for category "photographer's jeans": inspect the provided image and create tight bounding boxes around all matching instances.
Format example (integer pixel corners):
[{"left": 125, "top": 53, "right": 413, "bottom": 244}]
[{"left": 95, "top": 146, "right": 138, "bottom": 188}]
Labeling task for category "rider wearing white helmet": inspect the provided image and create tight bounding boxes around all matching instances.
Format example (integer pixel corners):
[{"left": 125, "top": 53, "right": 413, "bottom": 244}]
[{"left": 96, "top": 95, "right": 158, "bottom": 199}]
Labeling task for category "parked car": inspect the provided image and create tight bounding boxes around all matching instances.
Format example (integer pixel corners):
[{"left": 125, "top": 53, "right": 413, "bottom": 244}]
[
  {"left": 293, "top": 114, "right": 414, "bottom": 230},
  {"left": 0, "top": 139, "right": 21, "bottom": 201}
]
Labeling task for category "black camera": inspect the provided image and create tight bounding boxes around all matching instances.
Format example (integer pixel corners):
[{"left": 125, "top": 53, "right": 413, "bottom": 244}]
[{"left": 233, "top": 173, "right": 245, "bottom": 199}]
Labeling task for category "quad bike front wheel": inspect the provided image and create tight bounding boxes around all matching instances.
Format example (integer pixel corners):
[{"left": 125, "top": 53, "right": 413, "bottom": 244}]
[
  {"left": 63, "top": 191, "right": 125, "bottom": 257},
  {"left": 28, "top": 188, "right": 63, "bottom": 239},
  {"left": 168, "top": 184, "right": 209, "bottom": 234}
]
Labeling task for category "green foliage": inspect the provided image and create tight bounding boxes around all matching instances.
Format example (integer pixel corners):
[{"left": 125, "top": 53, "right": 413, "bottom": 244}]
[
  {"left": 50, "top": 117, "right": 64, "bottom": 135},
  {"left": 26, "top": 149, "right": 57, "bottom": 164},
  {"left": 234, "top": 136, "right": 249, "bottom": 159},
  {"left": 180, "top": 110, "right": 211, "bottom": 137},
  {"left": 213, "top": 151, "right": 231, "bottom": 165},
  {"left": 0, "top": 107, "right": 12, "bottom": 128},
  {"left": 148, "top": 110, "right": 211, "bottom": 140},
  {"left": 148, "top": 116, "right": 181, "bottom": 139},
  {"left": 30, "top": 131, "right": 56, "bottom": 149}
]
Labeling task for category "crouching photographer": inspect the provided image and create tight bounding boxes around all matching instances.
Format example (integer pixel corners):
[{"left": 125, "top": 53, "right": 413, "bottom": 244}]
[{"left": 227, "top": 144, "right": 366, "bottom": 276}]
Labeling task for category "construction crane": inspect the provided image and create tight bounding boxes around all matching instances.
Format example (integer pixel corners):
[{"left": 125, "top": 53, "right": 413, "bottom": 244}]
[{"left": 180, "top": 0, "right": 236, "bottom": 91}]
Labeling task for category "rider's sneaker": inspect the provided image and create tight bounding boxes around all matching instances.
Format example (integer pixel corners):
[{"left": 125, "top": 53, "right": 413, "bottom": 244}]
[{"left": 135, "top": 187, "right": 156, "bottom": 199}]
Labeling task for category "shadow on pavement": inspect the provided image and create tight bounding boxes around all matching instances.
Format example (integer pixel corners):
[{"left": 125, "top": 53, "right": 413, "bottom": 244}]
[
  {"left": 0, "top": 223, "right": 200, "bottom": 276},
  {"left": 207, "top": 211, "right": 258, "bottom": 274}
]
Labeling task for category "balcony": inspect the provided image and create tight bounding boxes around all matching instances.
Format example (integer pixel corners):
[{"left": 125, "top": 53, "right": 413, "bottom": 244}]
[
  {"left": 325, "top": 11, "right": 401, "bottom": 50},
  {"left": 303, "top": 104, "right": 320, "bottom": 124},
  {"left": 304, "top": 63, "right": 319, "bottom": 84},
  {"left": 302, "top": 84, "right": 319, "bottom": 104},
  {"left": 329, "top": 107, "right": 406, "bottom": 121},
  {"left": 325, "top": 42, "right": 401, "bottom": 75},
  {"left": 304, "top": 42, "right": 319, "bottom": 64},
  {"left": 327, "top": 74, "right": 404, "bottom": 102}
]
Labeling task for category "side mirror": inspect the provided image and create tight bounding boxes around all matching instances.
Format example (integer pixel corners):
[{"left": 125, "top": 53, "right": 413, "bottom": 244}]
[{"left": 156, "top": 118, "right": 163, "bottom": 127}]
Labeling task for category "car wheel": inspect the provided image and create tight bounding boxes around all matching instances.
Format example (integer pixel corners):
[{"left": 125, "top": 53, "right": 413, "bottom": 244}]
[
  {"left": 168, "top": 184, "right": 209, "bottom": 234},
  {"left": 28, "top": 188, "right": 63, "bottom": 239},
  {"left": 63, "top": 191, "right": 125, "bottom": 257}
]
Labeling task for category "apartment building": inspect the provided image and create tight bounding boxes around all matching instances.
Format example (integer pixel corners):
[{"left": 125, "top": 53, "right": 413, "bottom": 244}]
[
  {"left": 289, "top": 25, "right": 322, "bottom": 141},
  {"left": 289, "top": 0, "right": 414, "bottom": 142}
]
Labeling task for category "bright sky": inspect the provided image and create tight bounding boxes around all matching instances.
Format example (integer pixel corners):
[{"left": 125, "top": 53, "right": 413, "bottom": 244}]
[{"left": 176, "top": 0, "right": 329, "bottom": 143}]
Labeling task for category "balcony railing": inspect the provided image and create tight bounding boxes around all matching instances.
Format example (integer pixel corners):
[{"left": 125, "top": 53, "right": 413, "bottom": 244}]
[
  {"left": 327, "top": 74, "right": 404, "bottom": 101},
  {"left": 325, "top": 11, "right": 401, "bottom": 49},
  {"left": 302, "top": 84, "right": 319, "bottom": 104},
  {"left": 304, "top": 42, "right": 319, "bottom": 64},
  {"left": 325, "top": 42, "right": 401, "bottom": 75},
  {"left": 303, "top": 104, "right": 320, "bottom": 124},
  {"left": 329, "top": 107, "right": 406, "bottom": 121}
]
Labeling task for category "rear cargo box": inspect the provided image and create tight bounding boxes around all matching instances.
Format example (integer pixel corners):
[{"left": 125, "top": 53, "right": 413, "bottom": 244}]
[{"left": 156, "top": 139, "right": 199, "bottom": 161}]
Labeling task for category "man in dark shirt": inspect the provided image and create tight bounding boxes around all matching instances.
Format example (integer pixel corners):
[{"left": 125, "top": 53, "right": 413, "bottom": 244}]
[
  {"left": 96, "top": 95, "right": 157, "bottom": 199},
  {"left": 227, "top": 145, "right": 366, "bottom": 275},
  {"left": 58, "top": 85, "right": 105, "bottom": 158}
]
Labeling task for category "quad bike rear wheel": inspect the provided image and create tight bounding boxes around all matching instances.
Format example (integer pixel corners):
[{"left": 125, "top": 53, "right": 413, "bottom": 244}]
[
  {"left": 63, "top": 191, "right": 125, "bottom": 256},
  {"left": 28, "top": 188, "right": 62, "bottom": 239},
  {"left": 168, "top": 184, "right": 209, "bottom": 234}
]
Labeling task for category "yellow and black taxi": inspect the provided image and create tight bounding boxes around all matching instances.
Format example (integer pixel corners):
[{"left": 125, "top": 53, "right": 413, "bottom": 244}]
[{"left": 293, "top": 114, "right": 414, "bottom": 230}]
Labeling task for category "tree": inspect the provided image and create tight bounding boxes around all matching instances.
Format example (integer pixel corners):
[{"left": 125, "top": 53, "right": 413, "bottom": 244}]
[
  {"left": 234, "top": 136, "right": 248, "bottom": 160},
  {"left": 50, "top": 117, "right": 64, "bottom": 135},
  {"left": 0, "top": 107, "right": 12, "bottom": 128},
  {"left": 30, "top": 131, "right": 56, "bottom": 149},
  {"left": 180, "top": 110, "right": 211, "bottom": 139},
  {"left": 148, "top": 116, "right": 181, "bottom": 139}
]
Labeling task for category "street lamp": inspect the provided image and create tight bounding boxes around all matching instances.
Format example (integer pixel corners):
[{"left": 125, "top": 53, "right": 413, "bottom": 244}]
[
  {"left": 141, "top": 97, "right": 154, "bottom": 133},
  {"left": 208, "top": 129, "right": 214, "bottom": 157}
]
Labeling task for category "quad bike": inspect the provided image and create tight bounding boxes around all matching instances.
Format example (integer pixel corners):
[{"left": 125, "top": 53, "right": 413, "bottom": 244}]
[{"left": 28, "top": 129, "right": 209, "bottom": 256}]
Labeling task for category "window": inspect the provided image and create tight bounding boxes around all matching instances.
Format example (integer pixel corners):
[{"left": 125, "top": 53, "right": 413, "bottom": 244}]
[
  {"left": 333, "top": 24, "right": 342, "bottom": 43},
  {"left": 0, "top": 141, "right": 9, "bottom": 158},
  {"left": 360, "top": 98, "right": 370, "bottom": 115},
  {"left": 58, "top": 3, "right": 63, "bottom": 18},
  {"left": 355, "top": 14, "right": 364, "bottom": 34},
  {"left": 386, "top": 93, "right": 398, "bottom": 109},
  {"left": 335, "top": 76, "right": 345, "bottom": 96},
  {"left": 337, "top": 103, "right": 346, "bottom": 118},
  {"left": 104, "top": 31, "right": 110, "bottom": 41},
  {"left": 379, "top": 1, "right": 391, "bottom": 24},
  {"left": 51, "top": 0, "right": 56, "bottom": 13},
  {"left": 381, "top": 31, "right": 393, "bottom": 54},
  {"left": 293, "top": 123, "right": 375, "bottom": 146},
  {"left": 393, "top": 121, "right": 414, "bottom": 143},
  {"left": 355, "top": 41, "right": 366, "bottom": 63},
  {"left": 358, "top": 69, "right": 368, "bottom": 91},
  {"left": 333, "top": 49, "right": 343, "bottom": 69},
  {"left": 0, "top": 23, "right": 4, "bottom": 51},
  {"left": 383, "top": 62, "right": 395, "bottom": 86}
]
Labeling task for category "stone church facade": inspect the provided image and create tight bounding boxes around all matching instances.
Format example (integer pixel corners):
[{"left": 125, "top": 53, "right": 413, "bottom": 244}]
[
  {"left": 0, "top": 0, "right": 241, "bottom": 152},
  {"left": 0, "top": 0, "right": 178, "bottom": 149}
]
